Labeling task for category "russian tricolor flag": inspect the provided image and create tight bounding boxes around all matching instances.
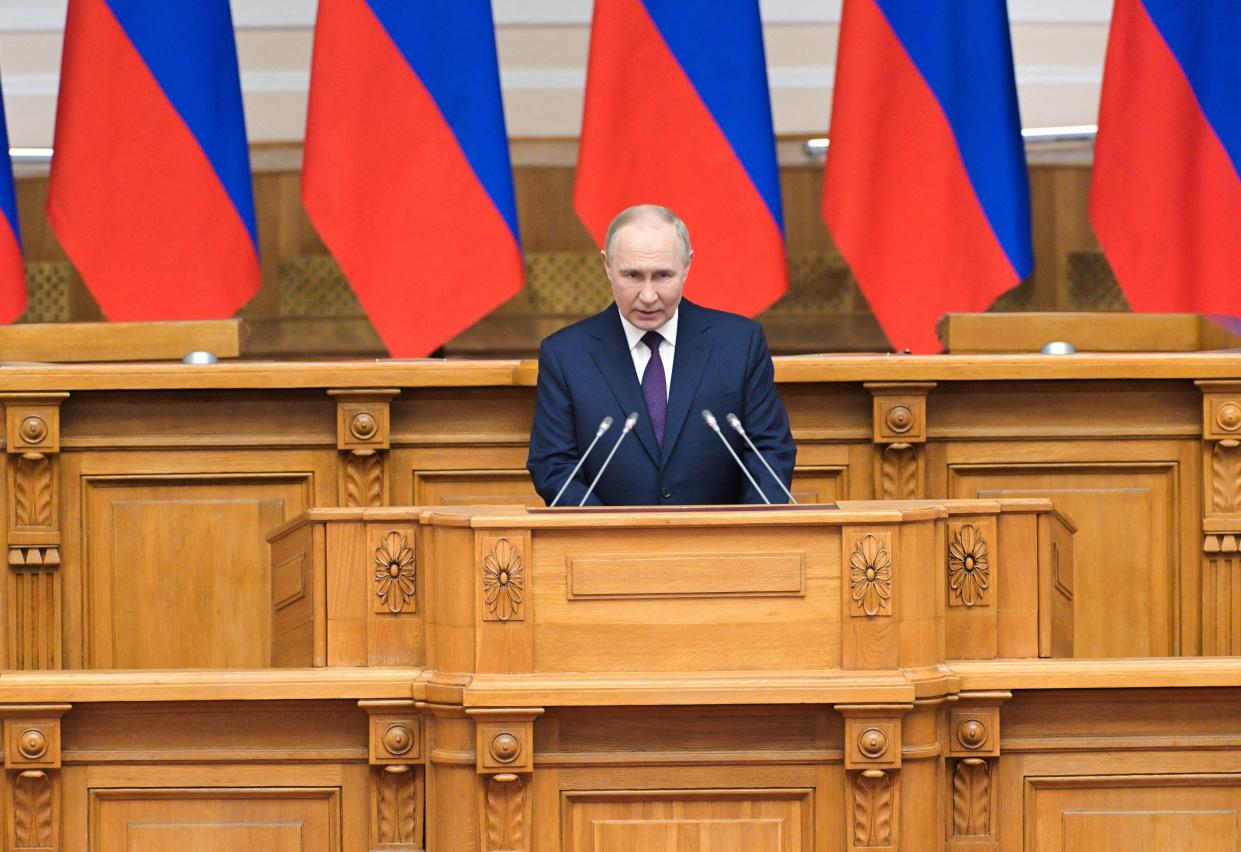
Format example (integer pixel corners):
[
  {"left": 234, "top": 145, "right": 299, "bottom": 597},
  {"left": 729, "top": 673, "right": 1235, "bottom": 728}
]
[
  {"left": 824, "top": 0, "right": 1033, "bottom": 353},
  {"left": 303, "top": 0, "right": 524, "bottom": 358},
  {"left": 1091, "top": 0, "right": 1241, "bottom": 313},
  {"left": 575, "top": 0, "right": 787, "bottom": 317},
  {"left": 47, "top": 0, "right": 260, "bottom": 320},
  {"left": 0, "top": 77, "right": 26, "bottom": 323}
]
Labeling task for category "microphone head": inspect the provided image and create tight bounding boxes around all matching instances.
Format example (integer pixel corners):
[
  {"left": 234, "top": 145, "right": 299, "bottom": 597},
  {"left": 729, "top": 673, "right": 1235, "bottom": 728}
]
[
  {"left": 598, "top": 415, "right": 614, "bottom": 436},
  {"left": 623, "top": 411, "right": 640, "bottom": 430},
  {"left": 725, "top": 412, "right": 743, "bottom": 431},
  {"left": 701, "top": 409, "right": 718, "bottom": 429}
]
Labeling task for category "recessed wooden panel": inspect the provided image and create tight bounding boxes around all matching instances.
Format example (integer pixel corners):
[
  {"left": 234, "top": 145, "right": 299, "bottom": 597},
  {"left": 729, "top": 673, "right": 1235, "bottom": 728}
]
[
  {"left": 949, "top": 463, "right": 1176, "bottom": 657},
  {"left": 564, "top": 789, "right": 812, "bottom": 852},
  {"left": 84, "top": 476, "right": 312, "bottom": 668},
  {"left": 532, "top": 527, "right": 840, "bottom": 673},
  {"left": 412, "top": 470, "right": 541, "bottom": 507},
  {"left": 1030, "top": 777, "right": 1241, "bottom": 852},
  {"left": 91, "top": 788, "right": 337, "bottom": 852},
  {"left": 790, "top": 465, "right": 849, "bottom": 506},
  {"left": 567, "top": 552, "right": 805, "bottom": 599}
]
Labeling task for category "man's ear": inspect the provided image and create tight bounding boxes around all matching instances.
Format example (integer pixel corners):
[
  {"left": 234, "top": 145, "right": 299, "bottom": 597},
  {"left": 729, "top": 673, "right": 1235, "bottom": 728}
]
[
  {"left": 600, "top": 249, "right": 610, "bottom": 274},
  {"left": 683, "top": 251, "right": 693, "bottom": 280}
]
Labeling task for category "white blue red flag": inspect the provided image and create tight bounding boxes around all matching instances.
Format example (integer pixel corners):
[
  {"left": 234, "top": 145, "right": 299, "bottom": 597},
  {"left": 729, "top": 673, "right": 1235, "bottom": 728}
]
[
  {"left": 1091, "top": 0, "right": 1241, "bottom": 313},
  {"left": 823, "top": 0, "right": 1033, "bottom": 352},
  {"left": 303, "top": 0, "right": 524, "bottom": 358},
  {"left": 575, "top": 0, "right": 787, "bottom": 317},
  {"left": 47, "top": 0, "right": 260, "bottom": 320},
  {"left": 0, "top": 77, "right": 25, "bottom": 322}
]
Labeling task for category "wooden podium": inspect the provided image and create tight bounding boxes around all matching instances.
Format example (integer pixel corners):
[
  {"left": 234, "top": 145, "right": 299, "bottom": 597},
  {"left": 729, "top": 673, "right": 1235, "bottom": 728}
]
[{"left": 266, "top": 499, "right": 1072, "bottom": 850}]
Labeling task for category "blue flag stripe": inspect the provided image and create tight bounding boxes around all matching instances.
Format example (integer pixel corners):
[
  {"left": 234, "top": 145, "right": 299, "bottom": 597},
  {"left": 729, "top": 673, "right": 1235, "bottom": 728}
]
[
  {"left": 0, "top": 83, "right": 20, "bottom": 245},
  {"left": 1141, "top": 0, "right": 1241, "bottom": 180},
  {"left": 364, "top": 0, "right": 521, "bottom": 242},
  {"left": 639, "top": 0, "right": 785, "bottom": 232},
  {"left": 873, "top": 0, "right": 1033, "bottom": 277},
  {"left": 104, "top": 0, "right": 257, "bottom": 245}
]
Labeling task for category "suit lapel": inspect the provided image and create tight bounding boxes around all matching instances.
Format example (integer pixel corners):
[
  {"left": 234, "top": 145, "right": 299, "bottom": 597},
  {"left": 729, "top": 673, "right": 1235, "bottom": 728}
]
[
  {"left": 661, "top": 301, "right": 713, "bottom": 467},
  {"left": 588, "top": 305, "right": 662, "bottom": 466}
]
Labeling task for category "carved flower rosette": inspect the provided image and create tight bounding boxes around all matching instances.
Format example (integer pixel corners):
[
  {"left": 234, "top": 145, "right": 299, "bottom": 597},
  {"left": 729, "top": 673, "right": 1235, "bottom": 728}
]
[
  {"left": 374, "top": 531, "right": 415, "bottom": 613},
  {"left": 483, "top": 537, "right": 525, "bottom": 622},
  {"left": 949, "top": 524, "right": 990, "bottom": 607},
  {"left": 849, "top": 534, "right": 892, "bottom": 617}
]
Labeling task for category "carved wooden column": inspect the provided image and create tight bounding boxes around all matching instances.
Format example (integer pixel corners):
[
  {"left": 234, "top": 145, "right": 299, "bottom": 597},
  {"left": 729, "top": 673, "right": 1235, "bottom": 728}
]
[
  {"left": 467, "top": 708, "right": 543, "bottom": 852},
  {"left": 329, "top": 389, "right": 398, "bottom": 507},
  {"left": 1197, "top": 382, "right": 1241, "bottom": 654},
  {"left": 837, "top": 704, "right": 908, "bottom": 851},
  {"left": 946, "top": 693, "right": 1007, "bottom": 850},
  {"left": 361, "top": 700, "right": 425, "bottom": 850},
  {"left": 865, "top": 383, "right": 934, "bottom": 500},
  {"left": 2, "top": 704, "right": 69, "bottom": 851},
  {"left": 1, "top": 393, "right": 68, "bottom": 669}
]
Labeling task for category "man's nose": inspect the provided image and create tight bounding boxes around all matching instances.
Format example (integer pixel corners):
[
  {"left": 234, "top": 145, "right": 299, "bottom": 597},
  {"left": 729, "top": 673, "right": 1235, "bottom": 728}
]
[{"left": 636, "top": 280, "right": 658, "bottom": 302}]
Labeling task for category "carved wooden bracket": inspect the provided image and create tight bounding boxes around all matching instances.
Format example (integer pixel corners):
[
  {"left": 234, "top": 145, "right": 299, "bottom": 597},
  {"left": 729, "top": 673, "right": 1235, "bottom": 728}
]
[
  {"left": 467, "top": 708, "right": 544, "bottom": 852},
  {"left": 1, "top": 394, "right": 68, "bottom": 671},
  {"left": 865, "top": 383, "right": 933, "bottom": 500},
  {"left": 1196, "top": 382, "right": 1241, "bottom": 653},
  {"left": 946, "top": 694, "right": 1007, "bottom": 845},
  {"left": 329, "top": 389, "right": 398, "bottom": 507},
  {"left": 2, "top": 704, "right": 69, "bottom": 851},
  {"left": 360, "top": 699, "right": 425, "bottom": 850},
  {"left": 837, "top": 704, "right": 908, "bottom": 851}
]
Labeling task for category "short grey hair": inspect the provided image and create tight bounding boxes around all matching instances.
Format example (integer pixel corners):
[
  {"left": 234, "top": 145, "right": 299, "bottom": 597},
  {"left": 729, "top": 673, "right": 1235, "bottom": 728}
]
[{"left": 603, "top": 204, "right": 693, "bottom": 263}]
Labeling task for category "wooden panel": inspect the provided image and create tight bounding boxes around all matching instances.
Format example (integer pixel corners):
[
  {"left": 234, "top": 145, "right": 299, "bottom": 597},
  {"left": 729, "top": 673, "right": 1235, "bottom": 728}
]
[
  {"left": 83, "top": 476, "right": 312, "bottom": 668},
  {"left": 0, "top": 320, "right": 243, "bottom": 362},
  {"left": 412, "top": 470, "right": 541, "bottom": 507},
  {"left": 530, "top": 527, "right": 840, "bottom": 673},
  {"left": 567, "top": 552, "right": 805, "bottom": 599},
  {"left": 1030, "top": 777, "right": 1241, "bottom": 852},
  {"left": 564, "top": 789, "right": 813, "bottom": 852},
  {"left": 91, "top": 788, "right": 338, "bottom": 852},
  {"left": 949, "top": 461, "right": 1178, "bottom": 657}
]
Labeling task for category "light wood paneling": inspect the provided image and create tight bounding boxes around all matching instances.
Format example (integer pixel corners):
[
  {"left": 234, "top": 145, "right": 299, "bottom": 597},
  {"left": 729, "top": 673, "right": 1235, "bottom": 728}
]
[{"left": 564, "top": 789, "right": 814, "bottom": 852}]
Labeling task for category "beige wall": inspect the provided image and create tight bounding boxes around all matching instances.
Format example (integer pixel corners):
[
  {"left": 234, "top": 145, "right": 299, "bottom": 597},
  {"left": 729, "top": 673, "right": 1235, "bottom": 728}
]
[{"left": 0, "top": 0, "right": 1110, "bottom": 148}]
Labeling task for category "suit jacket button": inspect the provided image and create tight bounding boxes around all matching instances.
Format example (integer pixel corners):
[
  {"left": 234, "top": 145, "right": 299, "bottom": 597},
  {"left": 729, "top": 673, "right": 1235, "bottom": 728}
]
[{"left": 660, "top": 486, "right": 672, "bottom": 499}]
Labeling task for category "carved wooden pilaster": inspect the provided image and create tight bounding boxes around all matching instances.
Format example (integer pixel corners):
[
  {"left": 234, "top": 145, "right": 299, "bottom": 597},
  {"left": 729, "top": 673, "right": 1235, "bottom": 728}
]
[
  {"left": 467, "top": 708, "right": 543, "bottom": 852},
  {"left": 865, "top": 383, "right": 934, "bottom": 500},
  {"left": 946, "top": 694, "right": 1007, "bottom": 849},
  {"left": 1197, "top": 382, "right": 1241, "bottom": 654},
  {"left": 842, "top": 529, "right": 898, "bottom": 669},
  {"left": 330, "top": 389, "right": 398, "bottom": 507},
  {"left": 837, "top": 705, "right": 907, "bottom": 851},
  {"left": 2, "top": 394, "right": 68, "bottom": 670},
  {"left": 361, "top": 700, "right": 425, "bottom": 850},
  {"left": 2, "top": 705, "right": 69, "bottom": 851}
]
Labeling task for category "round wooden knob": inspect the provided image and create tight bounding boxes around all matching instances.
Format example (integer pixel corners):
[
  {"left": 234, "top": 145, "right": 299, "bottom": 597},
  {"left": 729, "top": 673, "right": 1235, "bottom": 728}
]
[
  {"left": 349, "top": 411, "right": 378, "bottom": 441},
  {"left": 885, "top": 405, "right": 913, "bottom": 434},
  {"left": 17, "top": 729, "right": 47, "bottom": 760},
  {"left": 382, "top": 724, "right": 414, "bottom": 756},
  {"left": 858, "top": 728, "right": 888, "bottom": 759},
  {"left": 489, "top": 732, "right": 521, "bottom": 764},
  {"left": 957, "top": 719, "right": 987, "bottom": 750},
  {"left": 19, "top": 416, "right": 47, "bottom": 444},
  {"left": 1218, "top": 402, "right": 1241, "bottom": 432}
]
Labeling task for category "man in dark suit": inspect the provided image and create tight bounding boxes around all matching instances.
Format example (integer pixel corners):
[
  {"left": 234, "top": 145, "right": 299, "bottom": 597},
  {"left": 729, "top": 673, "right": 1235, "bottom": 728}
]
[{"left": 527, "top": 204, "right": 796, "bottom": 505}]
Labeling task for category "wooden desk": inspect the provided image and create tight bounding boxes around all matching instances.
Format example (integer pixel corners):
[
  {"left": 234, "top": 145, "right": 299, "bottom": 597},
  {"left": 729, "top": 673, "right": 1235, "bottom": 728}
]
[{"left": 0, "top": 353, "right": 1237, "bottom": 670}]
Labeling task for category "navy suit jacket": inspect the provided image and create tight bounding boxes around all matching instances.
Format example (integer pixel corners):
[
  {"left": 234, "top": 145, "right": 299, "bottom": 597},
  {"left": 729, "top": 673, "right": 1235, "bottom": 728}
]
[{"left": 527, "top": 300, "right": 796, "bottom": 506}]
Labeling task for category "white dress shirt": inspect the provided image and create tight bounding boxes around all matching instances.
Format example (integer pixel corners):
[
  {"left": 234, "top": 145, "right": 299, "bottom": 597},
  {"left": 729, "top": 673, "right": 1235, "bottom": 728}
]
[{"left": 619, "top": 309, "right": 677, "bottom": 397}]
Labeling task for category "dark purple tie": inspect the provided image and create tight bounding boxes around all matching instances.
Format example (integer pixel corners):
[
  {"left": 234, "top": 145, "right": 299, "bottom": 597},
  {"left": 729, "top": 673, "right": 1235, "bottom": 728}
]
[{"left": 641, "top": 330, "right": 667, "bottom": 447}]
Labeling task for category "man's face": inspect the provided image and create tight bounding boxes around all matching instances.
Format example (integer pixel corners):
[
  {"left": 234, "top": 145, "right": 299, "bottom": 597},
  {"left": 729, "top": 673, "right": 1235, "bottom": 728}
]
[{"left": 603, "top": 218, "right": 691, "bottom": 330}]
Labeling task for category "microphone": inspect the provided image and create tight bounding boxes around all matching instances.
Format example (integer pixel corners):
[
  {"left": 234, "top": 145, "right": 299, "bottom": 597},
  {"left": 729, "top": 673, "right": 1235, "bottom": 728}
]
[
  {"left": 579, "top": 411, "right": 640, "bottom": 506},
  {"left": 725, "top": 412, "right": 798, "bottom": 504},
  {"left": 701, "top": 409, "right": 770, "bottom": 504},
  {"left": 550, "top": 415, "right": 613, "bottom": 507}
]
